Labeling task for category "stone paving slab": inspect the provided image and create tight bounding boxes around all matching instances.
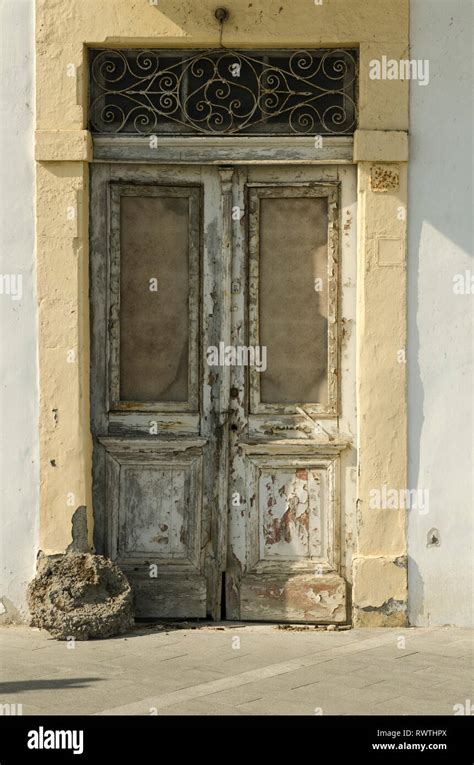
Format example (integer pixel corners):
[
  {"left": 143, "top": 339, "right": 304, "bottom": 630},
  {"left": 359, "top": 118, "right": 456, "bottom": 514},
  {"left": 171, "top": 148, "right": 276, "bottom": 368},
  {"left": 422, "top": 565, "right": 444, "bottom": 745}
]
[{"left": 0, "top": 623, "right": 472, "bottom": 716}]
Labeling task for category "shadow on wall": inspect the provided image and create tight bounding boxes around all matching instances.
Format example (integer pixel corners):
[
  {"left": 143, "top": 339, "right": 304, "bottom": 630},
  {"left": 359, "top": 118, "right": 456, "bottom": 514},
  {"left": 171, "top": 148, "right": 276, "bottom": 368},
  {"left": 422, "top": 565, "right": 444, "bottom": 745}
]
[
  {"left": 407, "top": 556, "right": 424, "bottom": 625},
  {"left": 0, "top": 598, "right": 23, "bottom": 626}
]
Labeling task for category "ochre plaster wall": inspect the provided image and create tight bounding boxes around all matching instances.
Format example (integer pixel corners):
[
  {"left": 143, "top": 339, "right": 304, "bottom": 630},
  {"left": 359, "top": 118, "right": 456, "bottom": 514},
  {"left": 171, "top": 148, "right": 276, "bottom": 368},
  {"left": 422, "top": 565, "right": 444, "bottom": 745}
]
[{"left": 35, "top": 0, "right": 409, "bottom": 625}]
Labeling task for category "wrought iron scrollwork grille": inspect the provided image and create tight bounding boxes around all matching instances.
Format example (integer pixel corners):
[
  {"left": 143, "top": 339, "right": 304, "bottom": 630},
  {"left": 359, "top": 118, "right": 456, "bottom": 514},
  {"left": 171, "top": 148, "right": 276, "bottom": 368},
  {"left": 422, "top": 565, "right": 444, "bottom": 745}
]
[{"left": 89, "top": 48, "right": 358, "bottom": 136}]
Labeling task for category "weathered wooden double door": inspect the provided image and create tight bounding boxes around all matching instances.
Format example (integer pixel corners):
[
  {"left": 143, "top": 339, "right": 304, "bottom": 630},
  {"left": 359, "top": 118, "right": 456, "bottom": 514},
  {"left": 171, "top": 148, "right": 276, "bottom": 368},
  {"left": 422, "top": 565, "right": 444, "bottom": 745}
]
[{"left": 90, "top": 162, "right": 357, "bottom": 622}]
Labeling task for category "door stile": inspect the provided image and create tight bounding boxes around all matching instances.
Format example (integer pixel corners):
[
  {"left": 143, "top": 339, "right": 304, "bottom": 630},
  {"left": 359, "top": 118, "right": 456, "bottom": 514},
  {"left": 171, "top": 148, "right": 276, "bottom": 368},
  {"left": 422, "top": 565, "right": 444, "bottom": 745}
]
[
  {"left": 226, "top": 166, "right": 249, "bottom": 618},
  {"left": 201, "top": 166, "right": 233, "bottom": 618}
]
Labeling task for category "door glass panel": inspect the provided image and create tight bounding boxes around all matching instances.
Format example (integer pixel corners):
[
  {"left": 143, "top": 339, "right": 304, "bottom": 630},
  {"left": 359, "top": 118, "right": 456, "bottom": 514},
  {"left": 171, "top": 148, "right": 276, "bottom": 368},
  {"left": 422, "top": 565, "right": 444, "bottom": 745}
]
[
  {"left": 119, "top": 193, "right": 190, "bottom": 402},
  {"left": 258, "top": 194, "right": 329, "bottom": 405}
]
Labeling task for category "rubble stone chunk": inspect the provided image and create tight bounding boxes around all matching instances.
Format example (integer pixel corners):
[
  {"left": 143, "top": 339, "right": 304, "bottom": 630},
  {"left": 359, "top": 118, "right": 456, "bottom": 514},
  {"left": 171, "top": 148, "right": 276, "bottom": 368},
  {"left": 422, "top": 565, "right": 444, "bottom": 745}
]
[{"left": 27, "top": 553, "right": 134, "bottom": 640}]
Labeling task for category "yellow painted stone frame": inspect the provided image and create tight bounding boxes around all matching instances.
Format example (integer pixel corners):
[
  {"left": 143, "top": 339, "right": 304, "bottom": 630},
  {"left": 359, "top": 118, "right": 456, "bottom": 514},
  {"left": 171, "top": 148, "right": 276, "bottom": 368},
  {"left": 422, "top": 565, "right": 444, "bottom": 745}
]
[{"left": 35, "top": 0, "right": 409, "bottom": 626}]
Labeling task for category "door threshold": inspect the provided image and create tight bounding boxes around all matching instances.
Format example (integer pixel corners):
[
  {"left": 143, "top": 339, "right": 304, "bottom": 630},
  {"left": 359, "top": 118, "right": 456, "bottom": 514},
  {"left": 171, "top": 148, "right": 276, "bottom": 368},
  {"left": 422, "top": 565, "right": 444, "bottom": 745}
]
[{"left": 133, "top": 618, "right": 352, "bottom": 632}]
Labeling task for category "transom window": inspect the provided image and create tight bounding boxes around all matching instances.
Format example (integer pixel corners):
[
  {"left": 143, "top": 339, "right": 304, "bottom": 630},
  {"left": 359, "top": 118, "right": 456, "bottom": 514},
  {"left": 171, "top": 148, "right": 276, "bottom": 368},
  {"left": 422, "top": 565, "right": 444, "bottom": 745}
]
[{"left": 89, "top": 48, "right": 358, "bottom": 136}]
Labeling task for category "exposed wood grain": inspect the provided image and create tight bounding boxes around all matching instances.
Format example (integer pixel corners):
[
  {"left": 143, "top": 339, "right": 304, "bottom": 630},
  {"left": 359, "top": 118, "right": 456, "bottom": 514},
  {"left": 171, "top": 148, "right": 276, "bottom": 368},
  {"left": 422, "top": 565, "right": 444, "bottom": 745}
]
[
  {"left": 93, "top": 136, "right": 354, "bottom": 165},
  {"left": 241, "top": 573, "right": 347, "bottom": 623}
]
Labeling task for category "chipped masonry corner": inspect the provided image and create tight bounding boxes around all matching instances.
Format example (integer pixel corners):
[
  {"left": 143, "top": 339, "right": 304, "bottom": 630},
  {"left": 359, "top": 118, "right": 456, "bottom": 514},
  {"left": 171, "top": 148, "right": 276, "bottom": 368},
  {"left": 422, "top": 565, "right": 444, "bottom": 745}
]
[{"left": 352, "top": 555, "right": 408, "bottom": 627}]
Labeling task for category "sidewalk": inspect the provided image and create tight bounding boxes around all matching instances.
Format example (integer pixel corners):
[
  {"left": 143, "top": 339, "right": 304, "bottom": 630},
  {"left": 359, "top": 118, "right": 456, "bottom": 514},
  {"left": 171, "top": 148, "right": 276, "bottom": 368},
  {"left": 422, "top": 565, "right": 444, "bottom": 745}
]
[{"left": 1, "top": 623, "right": 472, "bottom": 716}]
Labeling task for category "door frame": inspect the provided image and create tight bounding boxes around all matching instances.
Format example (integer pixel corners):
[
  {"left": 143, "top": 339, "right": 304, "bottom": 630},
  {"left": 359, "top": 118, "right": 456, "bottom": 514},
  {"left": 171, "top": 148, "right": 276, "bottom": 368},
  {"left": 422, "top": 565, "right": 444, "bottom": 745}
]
[
  {"left": 34, "top": 4, "right": 410, "bottom": 627},
  {"left": 36, "top": 130, "right": 409, "bottom": 627}
]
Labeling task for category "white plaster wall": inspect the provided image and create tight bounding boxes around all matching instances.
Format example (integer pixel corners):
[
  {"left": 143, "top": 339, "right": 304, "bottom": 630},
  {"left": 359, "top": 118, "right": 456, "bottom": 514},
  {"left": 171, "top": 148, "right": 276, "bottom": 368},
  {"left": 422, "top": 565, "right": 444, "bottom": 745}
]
[
  {"left": 0, "top": 0, "right": 38, "bottom": 621},
  {"left": 408, "top": 0, "right": 473, "bottom": 626}
]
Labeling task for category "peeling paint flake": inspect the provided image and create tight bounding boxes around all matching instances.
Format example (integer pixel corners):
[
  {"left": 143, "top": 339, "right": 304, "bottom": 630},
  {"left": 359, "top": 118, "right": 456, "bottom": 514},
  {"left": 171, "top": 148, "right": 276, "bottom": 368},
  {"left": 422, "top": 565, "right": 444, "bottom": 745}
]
[{"left": 260, "top": 468, "right": 321, "bottom": 559}]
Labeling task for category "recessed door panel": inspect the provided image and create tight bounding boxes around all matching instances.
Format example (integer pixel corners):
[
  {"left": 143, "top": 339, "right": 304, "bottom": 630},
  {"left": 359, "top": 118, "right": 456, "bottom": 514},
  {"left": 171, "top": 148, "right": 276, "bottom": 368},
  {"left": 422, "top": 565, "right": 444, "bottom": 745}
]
[
  {"left": 259, "top": 465, "right": 325, "bottom": 561},
  {"left": 109, "top": 184, "right": 200, "bottom": 412},
  {"left": 257, "top": 193, "right": 329, "bottom": 406},
  {"left": 248, "top": 181, "right": 339, "bottom": 418},
  {"left": 119, "top": 192, "right": 191, "bottom": 403}
]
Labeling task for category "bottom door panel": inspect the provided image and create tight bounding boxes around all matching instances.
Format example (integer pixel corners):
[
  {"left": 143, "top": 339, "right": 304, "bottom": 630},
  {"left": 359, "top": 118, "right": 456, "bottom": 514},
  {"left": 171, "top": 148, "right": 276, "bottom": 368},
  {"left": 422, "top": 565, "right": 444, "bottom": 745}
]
[
  {"left": 100, "top": 438, "right": 207, "bottom": 618},
  {"left": 240, "top": 574, "right": 347, "bottom": 623},
  {"left": 229, "top": 443, "right": 348, "bottom": 623}
]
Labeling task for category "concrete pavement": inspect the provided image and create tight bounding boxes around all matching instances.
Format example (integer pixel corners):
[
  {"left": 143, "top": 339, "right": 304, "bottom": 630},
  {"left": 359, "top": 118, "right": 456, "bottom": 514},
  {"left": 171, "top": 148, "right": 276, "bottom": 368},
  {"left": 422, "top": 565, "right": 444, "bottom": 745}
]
[{"left": 0, "top": 623, "right": 472, "bottom": 716}]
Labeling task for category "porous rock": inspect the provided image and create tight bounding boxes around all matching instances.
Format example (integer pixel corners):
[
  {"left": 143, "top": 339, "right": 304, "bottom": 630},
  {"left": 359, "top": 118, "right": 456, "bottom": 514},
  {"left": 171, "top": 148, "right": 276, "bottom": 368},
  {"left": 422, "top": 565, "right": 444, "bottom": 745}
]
[{"left": 27, "top": 553, "right": 134, "bottom": 640}]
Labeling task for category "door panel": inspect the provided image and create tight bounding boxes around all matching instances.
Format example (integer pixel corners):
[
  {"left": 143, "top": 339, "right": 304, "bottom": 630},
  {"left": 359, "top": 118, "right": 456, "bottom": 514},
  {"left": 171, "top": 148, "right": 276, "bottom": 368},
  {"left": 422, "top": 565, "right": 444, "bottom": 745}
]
[
  {"left": 109, "top": 183, "right": 200, "bottom": 411},
  {"left": 248, "top": 183, "right": 338, "bottom": 415},
  {"left": 226, "top": 165, "right": 357, "bottom": 623},
  {"left": 100, "top": 437, "right": 206, "bottom": 618},
  {"left": 91, "top": 164, "right": 226, "bottom": 619},
  {"left": 119, "top": 191, "right": 193, "bottom": 403},
  {"left": 254, "top": 192, "right": 329, "bottom": 406}
]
